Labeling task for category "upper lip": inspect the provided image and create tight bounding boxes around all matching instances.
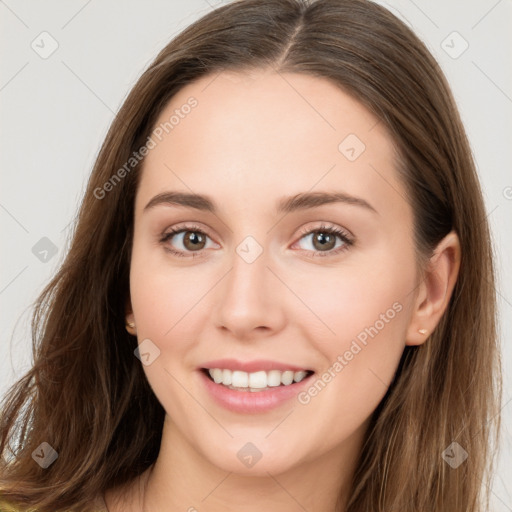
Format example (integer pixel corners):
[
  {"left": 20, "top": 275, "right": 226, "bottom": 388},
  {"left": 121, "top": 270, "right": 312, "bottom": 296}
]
[{"left": 200, "top": 359, "right": 313, "bottom": 373}]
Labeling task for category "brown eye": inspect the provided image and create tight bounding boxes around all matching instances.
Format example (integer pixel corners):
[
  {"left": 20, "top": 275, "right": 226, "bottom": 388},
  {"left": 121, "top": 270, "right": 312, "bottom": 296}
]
[
  {"left": 311, "top": 231, "right": 337, "bottom": 251},
  {"left": 182, "top": 231, "right": 206, "bottom": 251},
  {"left": 294, "top": 225, "right": 353, "bottom": 257},
  {"left": 160, "top": 225, "right": 216, "bottom": 258}
]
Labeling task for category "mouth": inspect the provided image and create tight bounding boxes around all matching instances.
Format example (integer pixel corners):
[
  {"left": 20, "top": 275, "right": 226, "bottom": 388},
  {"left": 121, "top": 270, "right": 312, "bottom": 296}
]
[{"left": 200, "top": 367, "right": 315, "bottom": 392}]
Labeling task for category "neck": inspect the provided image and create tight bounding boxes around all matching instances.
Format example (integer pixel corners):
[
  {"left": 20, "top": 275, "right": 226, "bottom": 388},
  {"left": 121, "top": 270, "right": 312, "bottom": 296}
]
[{"left": 135, "top": 415, "right": 367, "bottom": 512}]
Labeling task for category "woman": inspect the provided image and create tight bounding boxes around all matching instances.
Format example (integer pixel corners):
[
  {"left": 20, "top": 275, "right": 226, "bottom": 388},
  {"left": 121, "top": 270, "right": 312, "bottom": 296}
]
[{"left": 0, "top": 0, "right": 502, "bottom": 511}]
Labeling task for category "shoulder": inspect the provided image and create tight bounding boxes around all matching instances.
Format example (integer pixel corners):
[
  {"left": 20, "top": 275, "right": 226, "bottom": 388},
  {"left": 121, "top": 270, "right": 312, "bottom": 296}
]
[
  {"left": 0, "top": 500, "right": 33, "bottom": 512},
  {"left": 0, "top": 499, "right": 20, "bottom": 512},
  {"left": 0, "top": 495, "right": 108, "bottom": 512}
]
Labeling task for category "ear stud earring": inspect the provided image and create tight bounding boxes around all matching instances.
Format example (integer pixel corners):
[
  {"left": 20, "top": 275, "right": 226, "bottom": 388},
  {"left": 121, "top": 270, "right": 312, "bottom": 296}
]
[
  {"left": 126, "top": 321, "right": 136, "bottom": 330},
  {"left": 418, "top": 328, "right": 428, "bottom": 335}
]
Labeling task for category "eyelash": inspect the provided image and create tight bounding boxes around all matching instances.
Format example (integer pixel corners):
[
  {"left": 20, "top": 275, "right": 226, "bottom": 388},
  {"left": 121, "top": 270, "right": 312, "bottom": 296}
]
[
  {"left": 295, "top": 223, "right": 353, "bottom": 257},
  {"left": 159, "top": 223, "right": 354, "bottom": 259}
]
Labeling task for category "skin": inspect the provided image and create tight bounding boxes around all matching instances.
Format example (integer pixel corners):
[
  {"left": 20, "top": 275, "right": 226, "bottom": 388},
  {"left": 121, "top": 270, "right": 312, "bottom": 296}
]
[{"left": 105, "top": 69, "right": 460, "bottom": 511}]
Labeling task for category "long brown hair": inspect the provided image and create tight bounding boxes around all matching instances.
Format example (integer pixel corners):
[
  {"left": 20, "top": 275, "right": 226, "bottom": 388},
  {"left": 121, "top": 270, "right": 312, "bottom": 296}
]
[{"left": 0, "top": 0, "right": 501, "bottom": 510}]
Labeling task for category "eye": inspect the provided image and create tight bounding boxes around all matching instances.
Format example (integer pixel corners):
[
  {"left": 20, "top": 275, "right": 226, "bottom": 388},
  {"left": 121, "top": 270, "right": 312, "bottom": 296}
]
[
  {"left": 293, "top": 223, "right": 353, "bottom": 257},
  {"left": 159, "top": 222, "right": 354, "bottom": 259},
  {"left": 159, "top": 224, "right": 217, "bottom": 258}
]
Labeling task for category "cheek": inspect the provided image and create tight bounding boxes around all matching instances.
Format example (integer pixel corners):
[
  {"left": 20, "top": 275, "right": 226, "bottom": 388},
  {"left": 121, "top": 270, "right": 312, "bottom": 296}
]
[
  {"left": 289, "top": 252, "right": 414, "bottom": 418},
  {"left": 128, "top": 243, "right": 207, "bottom": 363},
  {"left": 128, "top": 249, "right": 206, "bottom": 419},
  {"left": 289, "top": 252, "right": 414, "bottom": 350}
]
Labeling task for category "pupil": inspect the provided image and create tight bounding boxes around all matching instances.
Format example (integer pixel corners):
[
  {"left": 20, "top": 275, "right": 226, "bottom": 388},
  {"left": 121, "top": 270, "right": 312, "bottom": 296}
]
[
  {"left": 315, "top": 232, "right": 334, "bottom": 250},
  {"left": 186, "top": 231, "right": 204, "bottom": 249}
]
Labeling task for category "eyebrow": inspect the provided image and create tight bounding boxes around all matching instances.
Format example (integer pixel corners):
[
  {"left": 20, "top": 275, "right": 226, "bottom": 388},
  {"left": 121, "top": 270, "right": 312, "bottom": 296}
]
[{"left": 143, "top": 191, "right": 378, "bottom": 215}]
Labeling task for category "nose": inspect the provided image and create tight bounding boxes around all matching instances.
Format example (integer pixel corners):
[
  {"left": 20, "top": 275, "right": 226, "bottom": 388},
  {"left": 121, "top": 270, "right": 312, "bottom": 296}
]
[{"left": 212, "top": 243, "right": 287, "bottom": 341}]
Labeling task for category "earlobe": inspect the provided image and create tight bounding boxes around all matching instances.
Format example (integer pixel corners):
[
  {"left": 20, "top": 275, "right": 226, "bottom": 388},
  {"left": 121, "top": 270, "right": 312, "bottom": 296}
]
[
  {"left": 125, "top": 316, "right": 137, "bottom": 335},
  {"left": 405, "top": 230, "right": 461, "bottom": 346},
  {"left": 125, "top": 298, "right": 137, "bottom": 335}
]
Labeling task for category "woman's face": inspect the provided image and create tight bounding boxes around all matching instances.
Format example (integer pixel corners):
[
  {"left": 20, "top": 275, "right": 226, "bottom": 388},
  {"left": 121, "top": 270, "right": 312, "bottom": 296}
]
[{"left": 129, "top": 69, "right": 420, "bottom": 475}]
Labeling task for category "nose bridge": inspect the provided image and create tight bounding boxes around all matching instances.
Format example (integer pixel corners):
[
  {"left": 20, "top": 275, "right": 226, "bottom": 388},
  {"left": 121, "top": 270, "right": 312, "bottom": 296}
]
[{"left": 213, "top": 234, "right": 285, "bottom": 337}]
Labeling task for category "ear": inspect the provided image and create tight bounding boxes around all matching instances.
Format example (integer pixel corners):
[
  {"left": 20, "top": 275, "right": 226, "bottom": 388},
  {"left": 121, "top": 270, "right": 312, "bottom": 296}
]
[
  {"left": 406, "top": 230, "right": 461, "bottom": 346},
  {"left": 125, "top": 296, "right": 136, "bottom": 336}
]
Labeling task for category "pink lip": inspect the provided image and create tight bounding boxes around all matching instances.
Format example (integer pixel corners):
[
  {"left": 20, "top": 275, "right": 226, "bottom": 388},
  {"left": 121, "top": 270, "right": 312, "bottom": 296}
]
[
  {"left": 198, "top": 369, "right": 314, "bottom": 414},
  {"left": 199, "top": 358, "right": 311, "bottom": 373}
]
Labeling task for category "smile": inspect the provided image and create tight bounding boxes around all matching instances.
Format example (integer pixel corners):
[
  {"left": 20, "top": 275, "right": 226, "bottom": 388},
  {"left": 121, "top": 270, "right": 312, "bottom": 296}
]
[
  {"left": 204, "top": 368, "right": 313, "bottom": 391},
  {"left": 197, "top": 359, "right": 316, "bottom": 413}
]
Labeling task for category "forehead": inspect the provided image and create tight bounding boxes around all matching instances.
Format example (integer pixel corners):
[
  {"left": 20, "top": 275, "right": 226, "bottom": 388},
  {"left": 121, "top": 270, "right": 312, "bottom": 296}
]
[{"left": 135, "top": 69, "right": 408, "bottom": 220}]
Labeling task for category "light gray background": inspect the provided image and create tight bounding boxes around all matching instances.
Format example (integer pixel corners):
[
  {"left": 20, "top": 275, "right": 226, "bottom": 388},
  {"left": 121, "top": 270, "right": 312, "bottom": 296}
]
[{"left": 1, "top": 0, "right": 511, "bottom": 508}]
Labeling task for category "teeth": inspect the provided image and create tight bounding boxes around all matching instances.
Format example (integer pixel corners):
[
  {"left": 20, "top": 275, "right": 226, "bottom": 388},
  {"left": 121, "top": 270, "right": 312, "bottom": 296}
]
[
  {"left": 211, "top": 368, "right": 223, "bottom": 384},
  {"left": 281, "top": 370, "right": 294, "bottom": 386},
  {"left": 222, "top": 369, "right": 232, "bottom": 385},
  {"left": 267, "top": 370, "right": 282, "bottom": 387},
  {"left": 207, "top": 368, "right": 310, "bottom": 390},
  {"left": 231, "top": 370, "right": 248, "bottom": 387}
]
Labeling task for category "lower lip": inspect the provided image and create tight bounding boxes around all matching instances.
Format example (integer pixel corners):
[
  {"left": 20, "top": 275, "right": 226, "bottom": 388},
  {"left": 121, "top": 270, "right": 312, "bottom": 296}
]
[{"left": 198, "top": 370, "right": 314, "bottom": 414}]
